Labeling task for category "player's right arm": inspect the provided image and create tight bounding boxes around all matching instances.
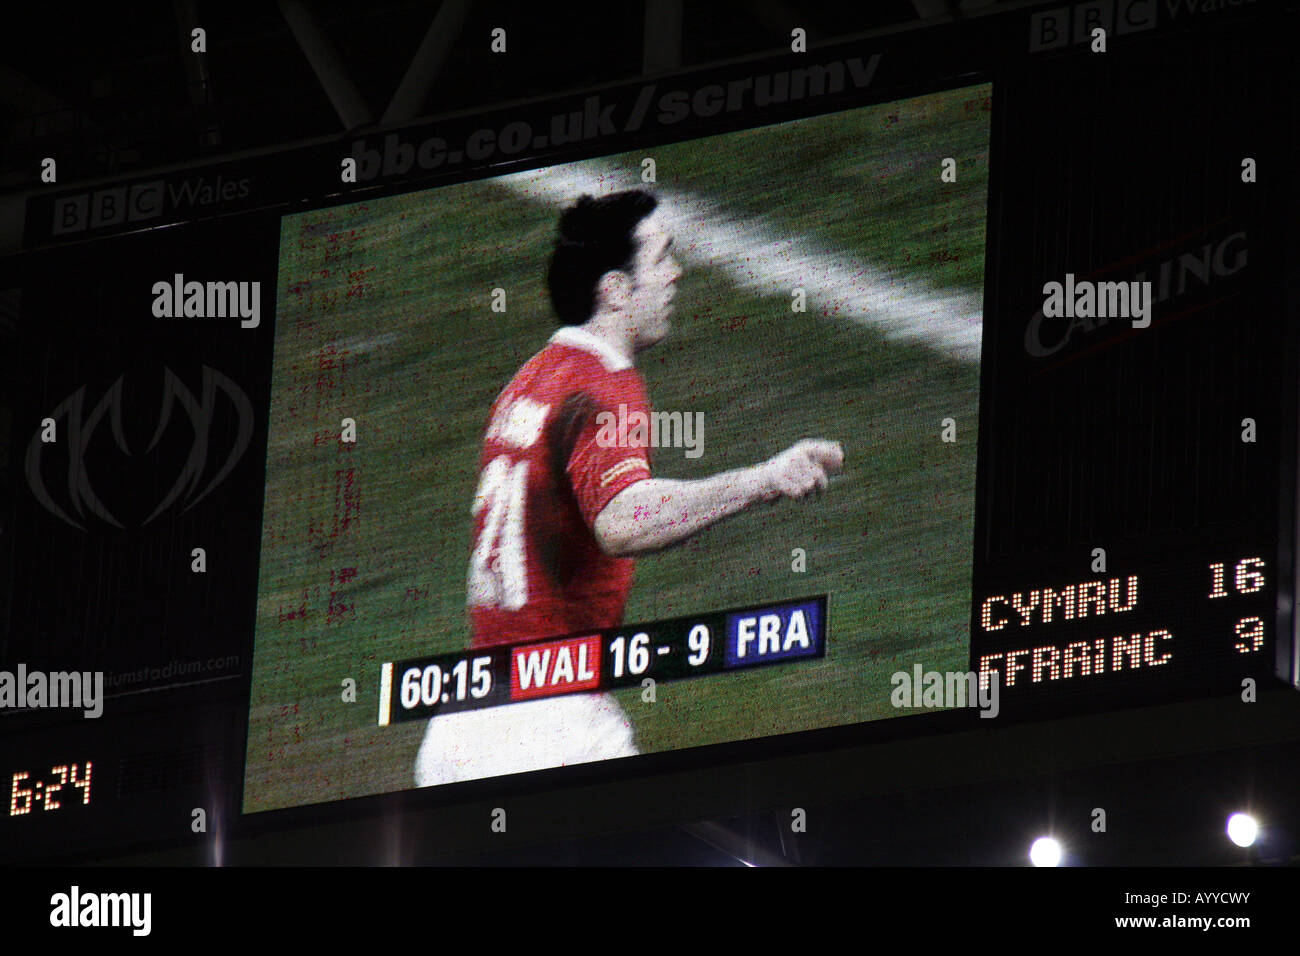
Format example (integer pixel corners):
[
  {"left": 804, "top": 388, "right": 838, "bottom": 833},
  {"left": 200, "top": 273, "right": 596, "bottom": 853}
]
[{"left": 592, "top": 439, "right": 844, "bottom": 558}]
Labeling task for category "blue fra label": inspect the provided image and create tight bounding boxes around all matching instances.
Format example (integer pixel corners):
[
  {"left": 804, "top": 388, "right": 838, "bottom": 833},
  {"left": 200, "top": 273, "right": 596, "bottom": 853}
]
[{"left": 724, "top": 600, "right": 822, "bottom": 668}]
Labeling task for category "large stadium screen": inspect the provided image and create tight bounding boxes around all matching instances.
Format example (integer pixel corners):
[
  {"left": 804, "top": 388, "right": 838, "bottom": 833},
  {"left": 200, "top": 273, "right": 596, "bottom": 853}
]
[{"left": 242, "top": 82, "right": 991, "bottom": 812}]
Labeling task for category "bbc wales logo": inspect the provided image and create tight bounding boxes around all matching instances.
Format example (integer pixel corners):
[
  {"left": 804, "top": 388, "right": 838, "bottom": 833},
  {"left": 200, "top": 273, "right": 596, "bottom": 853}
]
[
  {"left": 50, "top": 174, "right": 251, "bottom": 236},
  {"left": 1029, "top": 1, "right": 1156, "bottom": 51}
]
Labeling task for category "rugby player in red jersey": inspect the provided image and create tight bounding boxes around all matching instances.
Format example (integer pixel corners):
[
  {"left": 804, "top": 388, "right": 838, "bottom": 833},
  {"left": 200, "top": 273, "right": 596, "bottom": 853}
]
[{"left": 415, "top": 189, "right": 843, "bottom": 786}]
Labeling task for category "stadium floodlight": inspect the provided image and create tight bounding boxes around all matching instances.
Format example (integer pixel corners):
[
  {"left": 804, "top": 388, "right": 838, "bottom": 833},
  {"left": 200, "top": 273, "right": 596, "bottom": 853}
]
[
  {"left": 1226, "top": 813, "right": 1258, "bottom": 848},
  {"left": 1029, "top": 836, "right": 1062, "bottom": 867}
]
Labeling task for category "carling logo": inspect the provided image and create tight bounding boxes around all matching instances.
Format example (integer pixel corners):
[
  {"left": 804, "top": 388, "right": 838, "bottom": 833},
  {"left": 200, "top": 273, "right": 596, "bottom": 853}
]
[{"left": 1024, "top": 229, "right": 1247, "bottom": 360}]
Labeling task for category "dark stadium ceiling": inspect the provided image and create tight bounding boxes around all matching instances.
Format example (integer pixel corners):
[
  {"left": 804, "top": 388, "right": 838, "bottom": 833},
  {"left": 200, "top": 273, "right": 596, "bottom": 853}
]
[{"left": 0, "top": 0, "right": 1035, "bottom": 193}]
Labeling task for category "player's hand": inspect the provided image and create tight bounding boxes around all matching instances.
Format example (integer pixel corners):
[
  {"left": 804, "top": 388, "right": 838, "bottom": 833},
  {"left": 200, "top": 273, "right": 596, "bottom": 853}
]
[{"left": 759, "top": 439, "right": 844, "bottom": 501}]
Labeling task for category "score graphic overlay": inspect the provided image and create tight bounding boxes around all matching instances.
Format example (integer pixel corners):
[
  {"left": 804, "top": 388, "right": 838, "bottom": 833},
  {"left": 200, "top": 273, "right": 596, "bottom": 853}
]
[
  {"left": 379, "top": 597, "right": 825, "bottom": 724},
  {"left": 971, "top": 547, "right": 1273, "bottom": 711}
]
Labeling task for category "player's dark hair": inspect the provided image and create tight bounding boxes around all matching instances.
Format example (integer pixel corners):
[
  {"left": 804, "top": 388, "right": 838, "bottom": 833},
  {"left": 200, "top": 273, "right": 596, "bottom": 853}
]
[{"left": 547, "top": 190, "right": 659, "bottom": 325}]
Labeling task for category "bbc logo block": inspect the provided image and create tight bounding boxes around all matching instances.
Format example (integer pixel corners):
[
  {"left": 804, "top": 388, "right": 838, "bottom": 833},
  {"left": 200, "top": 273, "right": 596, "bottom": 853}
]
[
  {"left": 1029, "top": 0, "right": 1156, "bottom": 52},
  {"left": 52, "top": 180, "right": 164, "bottom": 235}
]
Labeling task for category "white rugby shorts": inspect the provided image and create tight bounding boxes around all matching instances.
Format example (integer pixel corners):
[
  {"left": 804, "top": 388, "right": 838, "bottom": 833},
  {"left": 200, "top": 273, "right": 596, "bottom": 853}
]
[{"left": 413, "top": 691, "right": 639, "bottom": 787}]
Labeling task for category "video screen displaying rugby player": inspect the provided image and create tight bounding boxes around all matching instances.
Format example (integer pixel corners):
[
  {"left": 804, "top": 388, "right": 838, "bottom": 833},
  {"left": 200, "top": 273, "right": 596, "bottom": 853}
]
[{"left": 243, "top": 82, "right": 990, "bottom": 813}]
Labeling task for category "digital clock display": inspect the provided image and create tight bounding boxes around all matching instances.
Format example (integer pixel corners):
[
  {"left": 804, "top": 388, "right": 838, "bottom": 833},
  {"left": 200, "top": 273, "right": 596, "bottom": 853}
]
[{"left": 8, "top": 762, "right": 93, "bottom": 817}]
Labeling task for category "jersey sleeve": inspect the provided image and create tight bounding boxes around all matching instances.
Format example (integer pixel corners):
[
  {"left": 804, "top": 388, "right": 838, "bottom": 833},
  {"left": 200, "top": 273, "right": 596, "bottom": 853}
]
[{"left": 562, "top": 377, "right": 653, "bottom": 530}]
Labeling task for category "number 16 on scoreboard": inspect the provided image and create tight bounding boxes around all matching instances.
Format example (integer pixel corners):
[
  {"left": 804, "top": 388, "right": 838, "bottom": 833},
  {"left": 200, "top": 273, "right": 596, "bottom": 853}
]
[{"left": 1206, "top": 557, "right": 1267, "bottom": 654}]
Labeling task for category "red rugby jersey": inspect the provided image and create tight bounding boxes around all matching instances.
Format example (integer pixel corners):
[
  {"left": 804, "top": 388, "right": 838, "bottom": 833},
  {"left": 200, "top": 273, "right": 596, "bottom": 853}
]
[{"left": 467, "top": 326, "right": 652, "bottom": 647}]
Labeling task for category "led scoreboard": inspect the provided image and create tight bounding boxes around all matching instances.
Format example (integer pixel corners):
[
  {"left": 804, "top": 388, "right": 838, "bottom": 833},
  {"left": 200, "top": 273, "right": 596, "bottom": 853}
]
[
  {"left": 970, "top": 548, "right": 1276, "bottom": 714},
  {"left": 5, "top": 2, "right": 1297, "bottom": 868}
]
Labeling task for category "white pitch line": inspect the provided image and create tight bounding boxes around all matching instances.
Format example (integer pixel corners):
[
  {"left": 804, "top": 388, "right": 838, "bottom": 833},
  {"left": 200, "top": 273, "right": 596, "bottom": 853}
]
[{"left": 496, "top": 161, "right": 983, "bottom": 364}]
